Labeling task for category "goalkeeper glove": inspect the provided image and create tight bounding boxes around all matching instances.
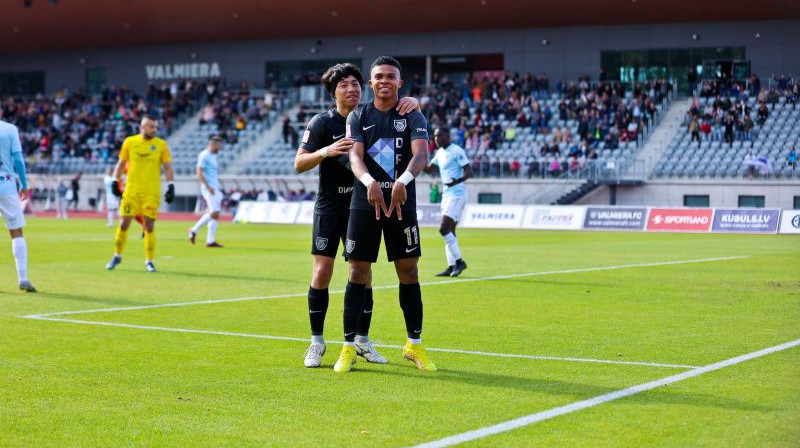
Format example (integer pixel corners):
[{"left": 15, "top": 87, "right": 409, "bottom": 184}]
[
  {"left": 164, "top": 183, "right": 175, "bottom": 204},
  {"left": 111, "top": 180, "right": 122, "bottom": 197}
]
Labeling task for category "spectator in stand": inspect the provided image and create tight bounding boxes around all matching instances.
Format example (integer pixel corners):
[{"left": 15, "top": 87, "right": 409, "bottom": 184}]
[
  {"left": 743, "top": 149, "right": 757, "bottom": 180},
  {"left": 757, "top": 102, "right": 769, "bottom": 126},
  {"left": 282, "top": 116, "right": 293, "bottom": 144},
  {"left": 723, "top": 114, "right": 735, "bottom": 146},
  {"left": 688, "top": 67, "right": 698, "bottom": 94},
  {"left": 787, "top": 144, "right": 797, "bottom": 175}
]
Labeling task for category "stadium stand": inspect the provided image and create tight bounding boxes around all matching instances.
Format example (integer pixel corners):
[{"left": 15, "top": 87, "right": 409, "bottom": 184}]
[
  {"left": 652, "top": 75, "right": 799, "bottom": 179},
  {"left": 236, "top": 74, "right": 674, "bottom": 182},
  {"left": 2, "top": 83, "right": 209, "bottom": 174}
]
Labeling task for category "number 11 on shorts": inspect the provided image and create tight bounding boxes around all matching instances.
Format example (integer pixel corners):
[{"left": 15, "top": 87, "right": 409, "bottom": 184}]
[{"left": 404, "top": 225, "right": 419, "bottom": 246}]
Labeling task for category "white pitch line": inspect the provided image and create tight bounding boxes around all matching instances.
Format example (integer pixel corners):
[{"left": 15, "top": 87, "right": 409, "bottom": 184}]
[
  {"left": 23, "top": 316, "right": 698, "bottom": 369},
  {"left": 23, "top": 255, "right": 749, "bottom": 319},
  {"left": 408, "top": 337, "right": 800, "bottom": 448}
]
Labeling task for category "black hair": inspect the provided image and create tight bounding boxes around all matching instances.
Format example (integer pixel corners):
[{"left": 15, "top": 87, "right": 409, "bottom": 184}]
[
  {"left": 321, "top": 63, "right": 364, "bottom": 99},
  {"left": 369, "top": 56, "right": 402, "bottom": 75},
  {"left": 434, "top": 126, "right": 451, "bottom": 134},
  {"left": 209, "top": 134, "right": 223, "bottom": 142}
]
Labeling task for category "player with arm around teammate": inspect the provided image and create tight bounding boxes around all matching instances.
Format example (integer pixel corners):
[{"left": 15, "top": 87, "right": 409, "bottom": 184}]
[
  {"left": 423, "top": 126, "right": 471, "bottom": 277},
  {"left": 293, "top": 62, "right": 420, "bottom": 368}
]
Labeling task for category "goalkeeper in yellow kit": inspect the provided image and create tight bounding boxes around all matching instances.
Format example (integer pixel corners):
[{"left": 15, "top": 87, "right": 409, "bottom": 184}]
[{"left": 106, "top": 115, "right": 175, "bottom": 272}]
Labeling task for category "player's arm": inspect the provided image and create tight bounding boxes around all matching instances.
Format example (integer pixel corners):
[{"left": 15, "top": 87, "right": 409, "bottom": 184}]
[
  {"left": 10, "top": 126, "right": 28, "bottom": 201},
  {"left": 388, "top": 111, "right": 429, "bottom": 219},
  {"left": 446, "top": 164, "right": 471, "bottom": 187},
  {"left": 422, "top": 151, "right": 439, "bottom": 174},
  {"left": 446, "top": 150, "right": 472, "bottom": 186},
  {"left": 110, "top": 141, "right": 129, "bottom": 197},
  {"left": 396, "top": 96, "right": 421, "bottom": 115},
  {"left": 347, "top": 112, "right": 386, "bottom": 219},
  {"left": 162, "top": 145, "right": 175, "bottom": 203},
  {"left": 294, "top": 116, "right": 352, "bottom": 173}
]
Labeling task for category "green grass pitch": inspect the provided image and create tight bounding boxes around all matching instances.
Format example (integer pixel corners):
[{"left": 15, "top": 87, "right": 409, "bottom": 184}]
[{"left": 1, "top": 217, "right": 798, "bottom": 447}]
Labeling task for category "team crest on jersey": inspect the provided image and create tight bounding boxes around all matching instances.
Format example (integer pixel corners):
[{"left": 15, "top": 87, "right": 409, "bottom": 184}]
[
  {"left": 315, "top": 237, "right": 328, "bottom": 251},
  {"left": 345, "top": 239, "right": 355, "bottom": 253},
  {"left": 150, "top": 145, "right": 156, "bottom": 151},
  {"left": 393, "top": 119, "right": 407, "bottom": 132}
]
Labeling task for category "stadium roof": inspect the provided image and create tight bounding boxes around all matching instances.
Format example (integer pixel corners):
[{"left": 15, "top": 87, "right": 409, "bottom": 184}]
[{"left": 3, "top": 0, "right": 798, "bottom": 54}]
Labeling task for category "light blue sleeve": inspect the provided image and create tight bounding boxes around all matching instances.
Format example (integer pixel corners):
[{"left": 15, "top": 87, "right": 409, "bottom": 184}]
[
  {"left": 196, "top": 151, "right": 206, "bottom": 170},
  {"left": 11, "top": 126, "right": 23, "bottom": 155},
  {"left": 13, "top": 151, "right": 27, "bottom": 190}
]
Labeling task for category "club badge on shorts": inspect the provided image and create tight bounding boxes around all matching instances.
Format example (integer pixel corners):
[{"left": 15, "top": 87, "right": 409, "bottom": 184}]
[
  {"left": 346, "top": 239, "right": 356, "bottom": 253},
  {"left": 315, "top": 237, "right": 328, "bottom": 251},
  {"left": 394, "top": 119, "right": 406, "bottom": 132}
]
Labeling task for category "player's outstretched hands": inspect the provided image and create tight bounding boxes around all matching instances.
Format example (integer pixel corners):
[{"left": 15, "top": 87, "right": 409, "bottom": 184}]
[
  {"left": 111, "top": 180, "right": 123, "bottom": 197},
  {"left": 366, "top": 182, "right": 387, "bottom": 220},
  {"left": 325, "top": 137, "right": 354, "bottom": 158},
  {"left": 388, "top": 182, "right": 406, "bottom": 220},
  {"left": 396, "top": 97, "right": 420, "bottom": 115},
  {"left": 164, "top": 184, "right": 175, "bottom": 204}
]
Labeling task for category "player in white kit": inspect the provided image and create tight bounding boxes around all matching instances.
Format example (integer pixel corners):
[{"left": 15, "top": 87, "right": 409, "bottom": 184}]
[
  {"left": 424, "top": 126, "right": 471, "bottom": 277},
  {"left": 0, "top": 110, "right": 36, "bottom": 292},
  {"left": 103, "top": 168, "right": 119, "bottom": 227},
  {"left": 188, "top": 135, "right": 224, "bottom": 247}
]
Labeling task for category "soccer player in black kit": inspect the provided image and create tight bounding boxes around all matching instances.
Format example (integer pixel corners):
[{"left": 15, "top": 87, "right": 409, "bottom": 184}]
[
  {"left": 334, "top": 56, "right": 437, "bottom": 372},
  {"left": 294, "top": 63, "right": 419, "bottom": 368}
]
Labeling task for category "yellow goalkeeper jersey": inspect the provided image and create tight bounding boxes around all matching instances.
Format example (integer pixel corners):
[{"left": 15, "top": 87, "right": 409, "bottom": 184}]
[{"left": 119, "top": 134, "right": 171, "bottom": 195}]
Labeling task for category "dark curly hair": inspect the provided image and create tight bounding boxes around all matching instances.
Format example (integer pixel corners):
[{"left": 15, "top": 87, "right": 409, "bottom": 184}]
[
  {"left": 321, "top": 63, "right": 364, "bottom": 99},
  {"left": 369, "top": 56, "right": 402, "bottom": 75}
]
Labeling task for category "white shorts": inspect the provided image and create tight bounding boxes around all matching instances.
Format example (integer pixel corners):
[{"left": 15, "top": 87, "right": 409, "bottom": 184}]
[
  {"left": 440, "top": 194, "right": 467, "bottom": 222},
  {"left": 106, "top": 195, "right": 119, "bottom": 210},
  {"left": 0, "top": 194, "right": 25, "bottom": 230},
  {"left": 201, "top": 186, "right": 223, "bottom": 213}
]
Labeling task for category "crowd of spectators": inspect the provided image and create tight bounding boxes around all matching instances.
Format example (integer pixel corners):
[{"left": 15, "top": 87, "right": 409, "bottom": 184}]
[
  {"left": 1, "top": 82, "right": 210, "bottom": 170},
  {"left": 408, "top": 71, "right": 671, "bottom": 178},
  {"left": 197, "top": 82, "right": 283, "bottom": 145},
  {"left": 1, "top": 80, "right": 287, "bottom": 173},
  {"left": 687, "top": 74, "right": 798, "bottom": 147}
]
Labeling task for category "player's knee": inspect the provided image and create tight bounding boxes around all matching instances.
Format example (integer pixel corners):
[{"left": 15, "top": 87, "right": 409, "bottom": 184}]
[
  {"left": 348, "top": 263, "right": 370, "bottom": 284},
  {"left": 396, "top": 263, "right": 419, "bottom": 283},
  {"left": 438, "top": 224, "right": 448, "bottom": 236},
  {"left": 312, "top": 265, "right": 333, "bottom": 288}
]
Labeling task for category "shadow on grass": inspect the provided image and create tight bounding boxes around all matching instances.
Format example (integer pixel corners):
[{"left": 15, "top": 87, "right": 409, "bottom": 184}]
[
  {"left": 153, "top": 270, "right": 305, "bottom": 284},
  {"left": 10, "top": 291, "right": 147, "bottom": 307},
  {"left": 345, "top": 366, "right": 774, "bottom": 412}
]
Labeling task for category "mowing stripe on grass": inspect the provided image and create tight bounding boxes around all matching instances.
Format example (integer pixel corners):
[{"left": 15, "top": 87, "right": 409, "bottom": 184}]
[
  {"left": 24, "top": 316, "right": 699, "bottom": 369},
  {"left": 408, "top": 337, "right": 800, "bottom": 448},
  {"left": 24, "top": 255, "right": 748, "bottom": 318}
]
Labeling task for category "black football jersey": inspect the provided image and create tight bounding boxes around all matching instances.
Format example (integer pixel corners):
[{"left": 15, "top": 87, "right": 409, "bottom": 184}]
[
  {"left": 300, "top": 109, "right": 353, "bottom": 215},
  {"left": 346, "top": 103, "right": 428, "bottom": 211}
]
